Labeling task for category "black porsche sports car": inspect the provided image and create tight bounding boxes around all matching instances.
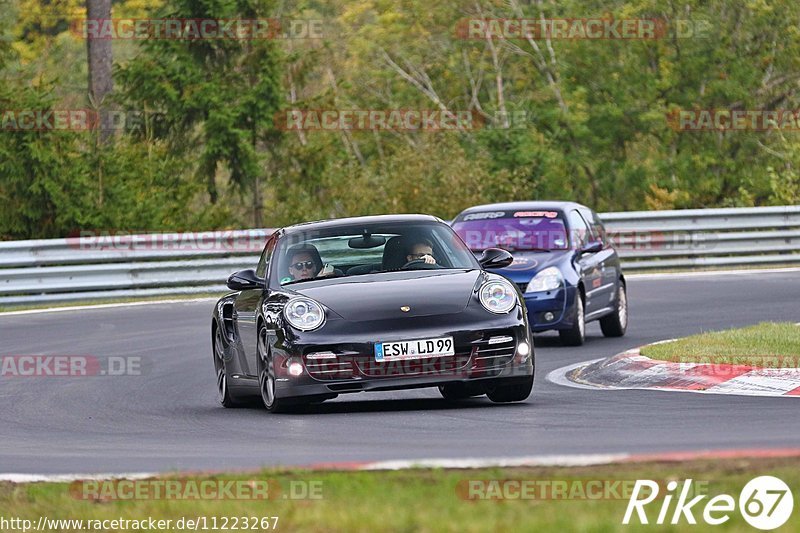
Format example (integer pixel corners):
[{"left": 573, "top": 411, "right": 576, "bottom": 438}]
[{"left": 211, "top": 214, "right": 535, "bottom": 412}]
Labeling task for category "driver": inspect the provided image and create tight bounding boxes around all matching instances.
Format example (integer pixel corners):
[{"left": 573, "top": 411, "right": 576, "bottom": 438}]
[
  {"left": 286, "top": 244, "right": 334, "bottom": 281},
  {"left": 405, "top": 238, "right": 437, "bottom": 265}
]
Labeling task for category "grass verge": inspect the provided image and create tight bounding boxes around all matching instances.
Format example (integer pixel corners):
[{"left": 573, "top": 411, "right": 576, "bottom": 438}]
[
  {"left": 640, "top": 321, "right": 800, "bottom": 365},
  {"left": 2, "top": 457, "right": 800, "bottom": 532}
]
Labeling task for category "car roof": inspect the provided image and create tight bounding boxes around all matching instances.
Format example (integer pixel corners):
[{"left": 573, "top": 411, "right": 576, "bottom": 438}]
[
  {"left": 280, "top": 214, "right": 444, "bottom": 235},
  {"left": 455, "top": 201, "right": 588, "bottom": 216}
]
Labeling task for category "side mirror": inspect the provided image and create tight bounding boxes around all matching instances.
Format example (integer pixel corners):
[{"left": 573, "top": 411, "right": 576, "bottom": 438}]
[
  {"left": 581, "top": 241, "right": 603, "bottom": 255},
  {"left": 478, "top": 247, "right": 514, "bottom": 269},
  {"left": 226, "top": 269, "right": 264, "bottom": 291}
]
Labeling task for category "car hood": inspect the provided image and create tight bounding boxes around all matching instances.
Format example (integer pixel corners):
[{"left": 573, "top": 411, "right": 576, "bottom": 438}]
[{"left": 292, "top": 269, "right": 482, "bottom": 320}]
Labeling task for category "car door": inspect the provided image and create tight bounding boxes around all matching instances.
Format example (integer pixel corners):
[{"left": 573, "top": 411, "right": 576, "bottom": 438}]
[
  {"left": 582, "top": 209, "right": 619, "bottom": 313},
  {"left": 234, "top": 236, "right": 275, "bottom": 377},
  {"left": 568, "top": 210, "right": 603, "bottom": 315}
]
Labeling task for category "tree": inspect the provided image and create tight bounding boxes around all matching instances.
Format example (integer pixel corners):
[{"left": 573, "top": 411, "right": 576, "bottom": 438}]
[{"left": 117, "top": 0, "right": 282, "bottom": 226}]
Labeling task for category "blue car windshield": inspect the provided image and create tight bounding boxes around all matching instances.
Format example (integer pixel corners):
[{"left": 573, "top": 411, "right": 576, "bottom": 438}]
[{"left": 452, "top": 211, "right": 569, "bottom": 252}]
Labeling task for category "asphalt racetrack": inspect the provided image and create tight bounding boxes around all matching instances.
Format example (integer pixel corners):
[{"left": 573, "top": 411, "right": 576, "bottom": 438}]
[{"left": 1, "top": 270, "right": 798, "bottom": 475}]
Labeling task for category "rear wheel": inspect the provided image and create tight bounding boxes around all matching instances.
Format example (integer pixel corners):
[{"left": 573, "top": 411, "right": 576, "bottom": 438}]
[
  {"left": 213, "top": 327, "right": 241, "bottom": 408},
  {"left": 486, "top": 375, "right": 534, "bottom": 403},
  {"left": 559, "top": 290, "right": 585, "bottom": 346},
  {"left": 600, "top": 283, "right": 628, "bottom": 337},
  {"left": 438, "top": 383, "right": 484, "bottom": 401},
  {"left": 257, "top": 325, "right": 289, "bottom": 413}
]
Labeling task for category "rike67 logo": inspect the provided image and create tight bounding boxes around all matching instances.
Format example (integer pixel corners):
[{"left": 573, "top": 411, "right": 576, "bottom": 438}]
[{"left": 623, "top": 476, "right": 793, "bottom": 530}]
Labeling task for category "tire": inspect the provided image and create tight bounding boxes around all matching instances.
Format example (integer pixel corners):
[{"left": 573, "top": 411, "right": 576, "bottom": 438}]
[
  {"left": 438, "top": 383, "right": 484, "bottom": 401},
  {"left": 486, "top": 374, "right": 534, "bottom": 403},
  {"left": 600, "top": 282, "right": 628, "bottom": 337},
  {"left": 213, "top": 327, "right": 241, "bottom": 408},
  {"left": 257, "top": 325, "right": 289, "bottom": 413},
  {"left": 559, "top": 290, "right": 586, "bottom": 346}
]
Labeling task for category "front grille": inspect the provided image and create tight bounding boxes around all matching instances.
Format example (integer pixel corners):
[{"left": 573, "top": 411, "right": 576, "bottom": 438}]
[
  {"left": 470, "top": 331, "right": 517, "bottom": 376},
  {"left": 355, "top": 352, "right": 472, "bottom": 378},
  {"left": 304, "top": 358, "right": 355, "bottom": 381},
  {"left": 516, "top": 282, "right": 528, "bottom": 292}
]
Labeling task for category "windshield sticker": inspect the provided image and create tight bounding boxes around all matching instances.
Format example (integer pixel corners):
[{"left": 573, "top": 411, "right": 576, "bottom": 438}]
[
  {"left": 504, "top": 256, "right": 539, "bottom": 271},
  {"left": 513, "top": 211, "right": 558, "bottom": 218},
  {"left": 462, "top": 211, "right": 506, "bottom": 221}
]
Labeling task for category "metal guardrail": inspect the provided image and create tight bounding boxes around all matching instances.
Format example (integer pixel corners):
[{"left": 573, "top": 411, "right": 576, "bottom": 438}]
[
  {"left": 600, "top": 205, "right": 800, "bottom": 270},
  {"left": 1, "top": 207, "right": 798, "bottom": 305}
]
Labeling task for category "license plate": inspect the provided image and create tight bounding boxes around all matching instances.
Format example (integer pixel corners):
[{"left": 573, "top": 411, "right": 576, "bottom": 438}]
[{"left": 374, "top": 336, "right": 454, "bottom": 362}]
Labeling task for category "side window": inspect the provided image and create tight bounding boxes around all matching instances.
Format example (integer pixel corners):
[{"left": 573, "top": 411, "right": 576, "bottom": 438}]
[
  {"left": 568, "top": 210, "right": 590, "bottom": 248},
  {"left": 584, "top": 210, "right": 608, "bottom": 245},
  {"left": 255, "top": 236, "right": 276, "bottom": 278}
]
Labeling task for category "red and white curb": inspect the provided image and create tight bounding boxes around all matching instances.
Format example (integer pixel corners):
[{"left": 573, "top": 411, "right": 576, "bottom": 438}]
[
  {"left": 4, "top": 448, "right": 800, "bottom": 482},
  {"left": 549, "top": 347, "right": 800, "bottom": 398}
]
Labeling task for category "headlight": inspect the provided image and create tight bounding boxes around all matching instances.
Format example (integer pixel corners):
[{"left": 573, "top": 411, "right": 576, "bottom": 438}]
[
  {"left": 284, "top": 297, "right": 326, "bottom": 331},
  {"left": 479, "top": 280, "right": 518, "bottom": 314},
  {"left": 526, "top": 267, "right": 563, "bottom": 293}
]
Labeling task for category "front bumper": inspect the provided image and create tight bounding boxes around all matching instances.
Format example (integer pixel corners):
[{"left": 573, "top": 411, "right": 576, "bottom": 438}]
[
  {"left": 270, "top": 308, "right": 533, "bottom": 399},
  {"left": 523, "top": 285, "right": 579, "bottom": 332}
]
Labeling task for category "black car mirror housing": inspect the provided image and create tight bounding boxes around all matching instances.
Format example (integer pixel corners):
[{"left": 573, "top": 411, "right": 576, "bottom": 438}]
[
  {"left": 581, "top": 241, "right": 603, "bottom": 255},
  {"left": 478, "top": 247, "right": 514, "bottom": 269},
  {"left": 226, "top": 269, "right": 264, "bottom": 291}
]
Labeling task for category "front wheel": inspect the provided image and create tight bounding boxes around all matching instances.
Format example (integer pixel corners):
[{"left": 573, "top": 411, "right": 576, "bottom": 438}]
[
  {"left": 257, "top": 326, "right": 289, "bottom": 413},
  {"left": 559, "top": 291, "right": 585, "bottom": 346},
  {"left": 214, "top": 328, "right": 241, "bottom": 408},
  {"left": 486, "top": 375, "right": 534, "bottom": 403},
  {"left": 600, "top": 283, "right": 628, "bottom": 337}
]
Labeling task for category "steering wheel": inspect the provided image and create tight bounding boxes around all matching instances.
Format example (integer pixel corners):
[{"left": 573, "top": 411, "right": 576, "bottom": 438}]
[
  {"left": 400, "top": 259, "right": 440, "bottom": 270},
  {"left": 400, "top": 259, "right": 427, "bottom": 269}
]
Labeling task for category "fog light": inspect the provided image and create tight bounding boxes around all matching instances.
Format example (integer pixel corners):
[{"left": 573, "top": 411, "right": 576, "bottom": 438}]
[
  {"left": 288, "top": 362, "right": 304, "bottom": 377},
  {"left": 544, "top": 312, "right": 555, "bottom": 321},
  {"left": 517, "top": 342, "right": 530, "bottom": 357}
]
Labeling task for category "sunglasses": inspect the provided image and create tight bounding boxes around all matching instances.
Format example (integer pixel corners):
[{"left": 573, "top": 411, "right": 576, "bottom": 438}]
[{"left": 290, "top": 261, "right": 316, "bottom": 270}]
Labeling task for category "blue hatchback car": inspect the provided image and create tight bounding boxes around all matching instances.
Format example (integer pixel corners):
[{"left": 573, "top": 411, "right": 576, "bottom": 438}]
[{"left": 451, "top": 202, "right": 627, "bottom": 346}]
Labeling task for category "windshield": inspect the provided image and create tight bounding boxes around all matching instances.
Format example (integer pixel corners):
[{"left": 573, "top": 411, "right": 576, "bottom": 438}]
[
  {"left": 452, "top": 210, "right": 569, "bottom": 252},
  {"left": 274, "top": 221, "right": 479, "bottom": 286}
]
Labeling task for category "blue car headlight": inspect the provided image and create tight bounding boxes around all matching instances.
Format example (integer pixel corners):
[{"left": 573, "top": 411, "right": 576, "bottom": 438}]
[
  {"left": 479, "top": 280, "right": 518, "bottom": 314},
  {"left": 526, "top": 267, "right": 564, "bottom": 293}
]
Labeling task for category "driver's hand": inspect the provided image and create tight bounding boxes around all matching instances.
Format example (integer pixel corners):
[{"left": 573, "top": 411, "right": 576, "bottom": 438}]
[
  {"left": 422, "top": 254, "right": 436, "bottom": 265},
  {"left": 319, "top": 263, "right": 335, "bottom": 277}
]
